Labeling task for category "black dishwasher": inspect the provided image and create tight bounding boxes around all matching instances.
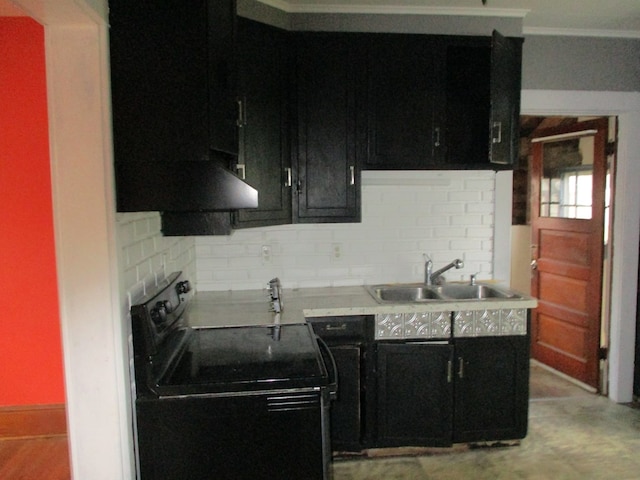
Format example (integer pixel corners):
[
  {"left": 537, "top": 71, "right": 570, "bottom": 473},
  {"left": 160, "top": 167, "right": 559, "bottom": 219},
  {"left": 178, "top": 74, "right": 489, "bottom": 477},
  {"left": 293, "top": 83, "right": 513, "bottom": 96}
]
[{"left": 307, "top": 316, "right": 371, "bottom": 452}]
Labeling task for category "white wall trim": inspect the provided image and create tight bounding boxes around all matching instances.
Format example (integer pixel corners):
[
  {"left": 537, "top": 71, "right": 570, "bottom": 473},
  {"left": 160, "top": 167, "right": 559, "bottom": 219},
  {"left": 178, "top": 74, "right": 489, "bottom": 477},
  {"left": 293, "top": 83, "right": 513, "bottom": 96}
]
[
  {"left": 256, "top": 0, "right": 529, "bottom": 18},
  {"left": 522, "top": 89, "right": 640, "bottom": 403},
  {"left": 523, "top": 26, "right": 640, "bottom": 39},
  {"left": 14, "top": 0, "right": 132, "bottom": 478},
  {"left": 494, "top": 170, "right": 513, "bottom": 286}
]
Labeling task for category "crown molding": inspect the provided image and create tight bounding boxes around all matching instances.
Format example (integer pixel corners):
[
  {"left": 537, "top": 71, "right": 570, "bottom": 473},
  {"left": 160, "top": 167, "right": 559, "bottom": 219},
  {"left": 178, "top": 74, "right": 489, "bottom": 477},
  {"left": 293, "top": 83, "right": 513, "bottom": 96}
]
[
  {"left": 523, "top": 26, "right": 640, "bottom": 39},
  {"left": 256, "top": 1, "right": 528, "bottom": 17}
]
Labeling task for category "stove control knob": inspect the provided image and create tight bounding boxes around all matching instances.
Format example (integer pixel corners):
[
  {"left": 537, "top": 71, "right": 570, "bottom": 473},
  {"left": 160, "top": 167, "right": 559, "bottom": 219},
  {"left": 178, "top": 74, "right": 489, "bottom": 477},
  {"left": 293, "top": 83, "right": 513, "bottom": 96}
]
[
  {"left": 151, "top": 300, "right": 173, "bottom": 324},
  {"left": 176, "top": 280, "right": 191, "bottom": 295}
]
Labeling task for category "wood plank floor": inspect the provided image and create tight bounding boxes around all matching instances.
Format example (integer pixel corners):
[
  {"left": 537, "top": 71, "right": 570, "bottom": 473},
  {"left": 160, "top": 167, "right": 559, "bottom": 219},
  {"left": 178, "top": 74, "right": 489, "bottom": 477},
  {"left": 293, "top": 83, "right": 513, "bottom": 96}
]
[{"left": 0, "top": 436, "right": 70, "bottom": 480}]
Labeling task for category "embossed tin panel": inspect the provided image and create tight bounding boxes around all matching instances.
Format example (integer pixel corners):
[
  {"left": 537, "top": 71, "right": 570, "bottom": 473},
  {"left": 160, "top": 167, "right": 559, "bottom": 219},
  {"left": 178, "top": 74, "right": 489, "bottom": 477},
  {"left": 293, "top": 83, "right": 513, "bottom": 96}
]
[
  {"left": 375, "top": 311, "right": 451, "bottom": 340},
  {"left": 453, "top": 308, "right": 527, "bottom": 337}
]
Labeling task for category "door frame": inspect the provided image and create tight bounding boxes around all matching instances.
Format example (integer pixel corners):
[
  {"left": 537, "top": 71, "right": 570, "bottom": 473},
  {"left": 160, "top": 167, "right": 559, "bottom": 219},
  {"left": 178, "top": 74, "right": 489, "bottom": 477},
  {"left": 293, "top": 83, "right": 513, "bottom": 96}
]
[{"left": 518, "top": 90, "right": 640, "bottom": 403}]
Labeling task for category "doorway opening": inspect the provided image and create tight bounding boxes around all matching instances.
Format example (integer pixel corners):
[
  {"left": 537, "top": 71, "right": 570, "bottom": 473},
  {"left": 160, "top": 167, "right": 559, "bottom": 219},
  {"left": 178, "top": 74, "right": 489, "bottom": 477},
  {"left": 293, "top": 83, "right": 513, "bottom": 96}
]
[{"left": 512, "top": 115, "right": 616, "bottom": 395}]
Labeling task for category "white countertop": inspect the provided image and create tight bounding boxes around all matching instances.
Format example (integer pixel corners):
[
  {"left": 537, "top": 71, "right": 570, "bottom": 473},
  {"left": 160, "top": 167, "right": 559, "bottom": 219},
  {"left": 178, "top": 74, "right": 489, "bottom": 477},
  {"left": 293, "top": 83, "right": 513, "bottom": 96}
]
[{"left": 188, "top": 285, "right": 538, "bottom": 328}]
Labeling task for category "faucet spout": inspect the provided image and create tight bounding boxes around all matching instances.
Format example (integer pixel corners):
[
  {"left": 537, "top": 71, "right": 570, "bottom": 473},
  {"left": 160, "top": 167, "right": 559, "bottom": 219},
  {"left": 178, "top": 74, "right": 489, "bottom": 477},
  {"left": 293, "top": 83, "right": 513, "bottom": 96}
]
[
  {"left": 429, "top": 258, "right": 464, "bottom": 285},
  {"left": 425, "top": 258, "right": 433, "bottom": 285}
]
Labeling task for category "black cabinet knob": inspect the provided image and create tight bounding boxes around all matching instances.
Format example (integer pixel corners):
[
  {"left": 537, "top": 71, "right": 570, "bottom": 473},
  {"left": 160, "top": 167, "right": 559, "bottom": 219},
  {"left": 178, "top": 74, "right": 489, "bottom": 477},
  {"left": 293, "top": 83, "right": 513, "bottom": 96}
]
[
  {"left": 151, "top": 300, "right": 173, "bottom": 324},
  {"left": 176, "top": 280, "right": 192, "bottom": 295}
]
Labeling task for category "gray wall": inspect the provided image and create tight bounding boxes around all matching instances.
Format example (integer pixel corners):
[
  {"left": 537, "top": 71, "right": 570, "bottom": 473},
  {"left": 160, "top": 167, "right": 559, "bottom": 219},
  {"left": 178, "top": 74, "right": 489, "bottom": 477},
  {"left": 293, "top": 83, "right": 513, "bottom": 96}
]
[
  {"left": 522, "top": 35, "right": 640, "bottom": 92},
  {"left": 238, "top": 0, "right": 640, "bottom": 93}
]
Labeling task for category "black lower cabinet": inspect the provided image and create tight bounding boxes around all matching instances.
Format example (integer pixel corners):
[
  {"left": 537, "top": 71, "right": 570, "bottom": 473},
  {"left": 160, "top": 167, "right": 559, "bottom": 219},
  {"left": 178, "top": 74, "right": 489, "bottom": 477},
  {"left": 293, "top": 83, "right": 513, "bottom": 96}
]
[
  {"left": 307, "top": 316, "right": 370, "bottom": 451},
  {"left": 375, "top": 342, "right": 453, "bottom": 447},
  {"left": 374, "top": 336, "right": 529, "bottom": 448},
  {"left": 328, "top": 345, "right": 363, "bottom": 451},
  {"left": 308, "top": 313, "right": 529, "bottom": 452},
  {"left": 453, "top": 336, "right": 529, "bottom": 443}
]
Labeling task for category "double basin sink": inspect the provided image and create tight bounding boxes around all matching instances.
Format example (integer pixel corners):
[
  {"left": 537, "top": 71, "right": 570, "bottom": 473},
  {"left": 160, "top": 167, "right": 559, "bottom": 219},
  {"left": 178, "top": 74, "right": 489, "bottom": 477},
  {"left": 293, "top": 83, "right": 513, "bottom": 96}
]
[{"left": 366, "top": 282, "right": 522, "bottom": 304}]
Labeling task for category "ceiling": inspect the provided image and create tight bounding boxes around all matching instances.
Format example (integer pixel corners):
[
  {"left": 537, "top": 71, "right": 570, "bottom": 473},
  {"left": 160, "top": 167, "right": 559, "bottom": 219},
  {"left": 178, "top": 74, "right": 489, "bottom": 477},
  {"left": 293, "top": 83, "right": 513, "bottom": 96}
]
[{"left": 1, "top": 0, "right": 639, "bottom": 38}]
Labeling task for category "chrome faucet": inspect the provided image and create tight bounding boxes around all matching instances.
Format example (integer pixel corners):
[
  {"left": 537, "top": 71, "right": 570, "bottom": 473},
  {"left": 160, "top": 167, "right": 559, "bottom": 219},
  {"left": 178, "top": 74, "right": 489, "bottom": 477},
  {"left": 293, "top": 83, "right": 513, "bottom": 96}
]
[
  {"left": 426, "top": 258, "right": 464, "bottom": 285},
  {"left": 424, "top": 255, "right": 434, "bottom": 285}
]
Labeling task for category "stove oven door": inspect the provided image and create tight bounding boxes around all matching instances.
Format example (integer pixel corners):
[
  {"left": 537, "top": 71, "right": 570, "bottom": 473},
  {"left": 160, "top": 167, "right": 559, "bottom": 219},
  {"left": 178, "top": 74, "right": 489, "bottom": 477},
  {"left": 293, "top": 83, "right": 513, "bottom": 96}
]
[{"left": 135, "top": 387, "right": 329, "bottom": 480}]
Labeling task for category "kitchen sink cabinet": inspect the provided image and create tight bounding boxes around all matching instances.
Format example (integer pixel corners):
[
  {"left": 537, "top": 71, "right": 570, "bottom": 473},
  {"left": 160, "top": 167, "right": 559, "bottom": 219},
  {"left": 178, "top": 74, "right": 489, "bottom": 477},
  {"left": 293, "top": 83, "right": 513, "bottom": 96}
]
[
  {"left": 453, "top": 336, "right": 529, "bottom": 443},
  {"left": 374, "top": 335, "right": 529, "bottom": 448},
  {"left": 375, "top": 341, "right": 454, "bottom": 447},
  {"left": 233, "top": 18, "right": 292, "bottom": 228},
  {"left": 293, "top": 33, "right": 364, "bottom": 223}
]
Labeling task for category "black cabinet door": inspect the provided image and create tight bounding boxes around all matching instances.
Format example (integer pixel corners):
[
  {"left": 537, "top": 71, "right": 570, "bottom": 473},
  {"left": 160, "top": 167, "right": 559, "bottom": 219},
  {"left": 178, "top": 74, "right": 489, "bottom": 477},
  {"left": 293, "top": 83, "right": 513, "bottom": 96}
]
[
  {"left": 109, "top": 0, "right": 211, "bottom": 166},
  {"left": 444, "top": 38, "right": 491, "bottom": 167},
  {"left": 294, "top": 33, "right": 363, "bottom": 223},
  {"left": 329, "top": 345, "right": 363, "bottom": 451},
  {"left": 453, "top": 336, "right": 529, "bottom": 443},
  {"left": 444, "top": 32, "right": 522, "bottom": 168},
  {"left": 110, "top": 0, "right": 244, "bottom": 214},
  {"left": 234, "top": 18, "right": 292, "bottom": 228},
  {"left": 376, "top": 342, "right": 453, "bottom": 447},
  {"left": 365, "top": 34, "right": 443, "bottom": 169},
  {"left": 489, "top": 30, "right": 522, "bottom": 166},
  {"left": 208, "top": 0, "right": 239, "bottom": 155}
]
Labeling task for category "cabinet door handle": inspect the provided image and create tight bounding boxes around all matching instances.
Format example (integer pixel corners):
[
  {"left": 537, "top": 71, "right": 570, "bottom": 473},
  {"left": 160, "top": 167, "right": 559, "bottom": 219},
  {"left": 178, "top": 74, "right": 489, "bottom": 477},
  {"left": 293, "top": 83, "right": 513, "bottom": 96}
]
[
  {"left": 458, "top": 357, "right": 464, "bottom": 379},
  {"left": 325, "top": 324, "right": 347, "bottom": 331},
  {"left": 236, "top": 98, "right": 247, "bottom": 127},
  {"left": 492, "top": 121, "right": 502, "bottom": 144},
  {"left": 284, "top": 167, "right": 292, "bottom": 187},
  {"left": 434, "top": 126, "right": 441, "bottom": 147},
  {"left": 236, "top": 163, "right": 246, "bottom": 180},
  {"left": 349, "top": 166, "right": 355, "bottom": 186},
  {"left": 447, "top": 360, "right": 453, "bottom": 383}
]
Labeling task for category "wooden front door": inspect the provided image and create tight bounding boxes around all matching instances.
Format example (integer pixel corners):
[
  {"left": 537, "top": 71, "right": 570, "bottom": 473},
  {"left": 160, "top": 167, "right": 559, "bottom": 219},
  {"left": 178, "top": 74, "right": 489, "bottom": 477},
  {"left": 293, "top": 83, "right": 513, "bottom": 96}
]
[{"left": 530, "top": 118, "right": 609, "bottom": 389}]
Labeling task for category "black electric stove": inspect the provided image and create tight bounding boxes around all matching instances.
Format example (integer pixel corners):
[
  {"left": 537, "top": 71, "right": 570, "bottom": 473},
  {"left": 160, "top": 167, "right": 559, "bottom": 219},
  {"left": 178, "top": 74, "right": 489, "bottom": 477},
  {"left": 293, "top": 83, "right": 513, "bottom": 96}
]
[{"left": 130, "top": 272, "right": 336, "bottom": 480}]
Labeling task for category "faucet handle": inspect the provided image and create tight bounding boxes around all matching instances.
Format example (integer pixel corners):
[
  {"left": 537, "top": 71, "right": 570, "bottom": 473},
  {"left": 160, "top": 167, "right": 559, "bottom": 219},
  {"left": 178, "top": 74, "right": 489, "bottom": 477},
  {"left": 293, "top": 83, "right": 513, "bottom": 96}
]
[{"left": 469, "top": 273, "right": 479, "bottom": 285}]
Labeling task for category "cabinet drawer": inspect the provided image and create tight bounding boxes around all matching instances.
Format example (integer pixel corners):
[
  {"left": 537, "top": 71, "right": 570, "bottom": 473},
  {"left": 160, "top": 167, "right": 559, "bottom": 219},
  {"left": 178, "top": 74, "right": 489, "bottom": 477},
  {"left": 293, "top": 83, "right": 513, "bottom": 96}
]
[{"left": 307, "top": 316, "right": 367, "bottom": 341}]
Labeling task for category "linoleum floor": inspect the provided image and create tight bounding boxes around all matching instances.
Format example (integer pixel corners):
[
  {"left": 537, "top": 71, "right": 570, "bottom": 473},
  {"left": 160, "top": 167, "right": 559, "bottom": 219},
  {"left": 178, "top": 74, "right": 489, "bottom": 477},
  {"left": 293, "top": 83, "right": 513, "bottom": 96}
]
[{"left": 332, "top": 364, "right": 640, "bottom": 480}]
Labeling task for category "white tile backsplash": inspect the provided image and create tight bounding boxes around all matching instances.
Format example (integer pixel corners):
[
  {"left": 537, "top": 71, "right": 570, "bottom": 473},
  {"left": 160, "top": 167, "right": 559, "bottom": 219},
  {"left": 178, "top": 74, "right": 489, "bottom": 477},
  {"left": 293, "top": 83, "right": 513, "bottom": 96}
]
[
  {"left": 196, "top": 170, "right": 497, "bottom": 291},
  {"left": 117, "top": 212, "right": 196, "bottom": 307}
]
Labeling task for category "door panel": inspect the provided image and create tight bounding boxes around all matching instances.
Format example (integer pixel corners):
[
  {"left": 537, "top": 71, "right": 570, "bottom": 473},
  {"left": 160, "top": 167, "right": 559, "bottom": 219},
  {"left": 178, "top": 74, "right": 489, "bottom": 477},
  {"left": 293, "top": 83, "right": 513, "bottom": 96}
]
[{"left": 530, "top": 118, "right": 608, "bottom": 389}]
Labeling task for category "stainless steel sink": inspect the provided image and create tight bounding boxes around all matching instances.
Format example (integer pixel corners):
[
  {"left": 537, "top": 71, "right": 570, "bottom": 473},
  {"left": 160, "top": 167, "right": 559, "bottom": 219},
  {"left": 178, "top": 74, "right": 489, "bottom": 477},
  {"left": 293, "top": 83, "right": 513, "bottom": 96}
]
[
  {"left": 366, "top": 282, "right": 523, "bottom": 303},
  {"left": 366, "top": 284, "right": 443, "bottom": 303},
  {"left": 434, "top": 284, "right": 521, "bottom": 300}
]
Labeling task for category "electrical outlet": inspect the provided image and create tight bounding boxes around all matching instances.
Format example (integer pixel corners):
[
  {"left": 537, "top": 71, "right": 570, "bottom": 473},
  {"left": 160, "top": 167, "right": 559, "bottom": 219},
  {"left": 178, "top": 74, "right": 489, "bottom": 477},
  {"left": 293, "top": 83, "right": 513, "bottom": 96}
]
[
  {"left": 332, "top": 243, "right": 342, "bottom": 260},
  {"left": 261, "top": 245, "right": 271, "bottom": 263}
]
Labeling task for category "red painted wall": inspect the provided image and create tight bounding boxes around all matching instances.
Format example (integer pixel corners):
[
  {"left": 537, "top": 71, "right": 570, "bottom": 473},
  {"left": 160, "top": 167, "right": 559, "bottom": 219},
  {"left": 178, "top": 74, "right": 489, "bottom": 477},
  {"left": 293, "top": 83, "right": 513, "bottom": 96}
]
[{"left": 0, "top": 17, "right": 65, "bottom": 405}]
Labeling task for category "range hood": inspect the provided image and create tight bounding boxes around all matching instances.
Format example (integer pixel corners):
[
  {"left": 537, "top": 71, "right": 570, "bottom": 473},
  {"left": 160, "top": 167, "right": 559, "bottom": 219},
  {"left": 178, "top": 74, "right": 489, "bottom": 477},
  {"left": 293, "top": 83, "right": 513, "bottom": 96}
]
[{"left": 115, "top": 160, "right": 258, "bottom": 212}]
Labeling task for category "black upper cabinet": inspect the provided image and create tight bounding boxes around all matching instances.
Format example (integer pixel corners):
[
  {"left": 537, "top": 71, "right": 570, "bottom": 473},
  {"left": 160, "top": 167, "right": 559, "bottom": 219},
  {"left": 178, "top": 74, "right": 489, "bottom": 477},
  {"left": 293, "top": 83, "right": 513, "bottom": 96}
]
[
  {"left": 110, "top": 0, "right": 211, "bottom": 166},
  {"left": 293, "top": 33, "right": 363, "bottom": 223},
  {"left": 208, "top": 0, "right": 239, "bottom": 156},
  {"left": 365, "top": 34, "right": 443, "bottom": 169},
  {"left": 444, "top": 32, "right": 522, "bottom": 168},
  {"left": 489, "top": 30, "right": 522, "bottom": 166},
  {"left": 365, "top": 31, "right": 522, "bottom": 170},
  {"left": 110, "top": 0, "right": 259, "bottom": 215},
  {"left": 444, "top": 39, "right": 491, "bottom": 167},
  {"left": 233, "top": 18, "right": 292, "bottom": 228}
]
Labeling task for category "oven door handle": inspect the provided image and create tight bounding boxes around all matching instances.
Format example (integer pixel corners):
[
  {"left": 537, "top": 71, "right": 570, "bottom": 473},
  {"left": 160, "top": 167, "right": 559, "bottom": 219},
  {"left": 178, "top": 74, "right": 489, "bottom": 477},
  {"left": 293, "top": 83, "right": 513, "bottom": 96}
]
[{"left": 315, "top": 336, "right": 338, "bottom": 401}]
